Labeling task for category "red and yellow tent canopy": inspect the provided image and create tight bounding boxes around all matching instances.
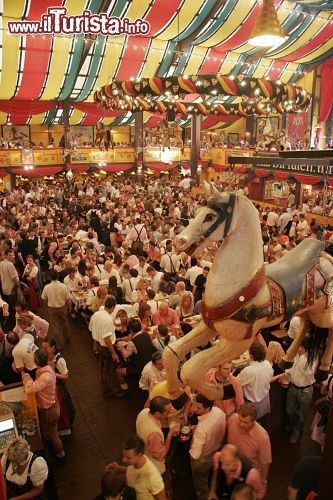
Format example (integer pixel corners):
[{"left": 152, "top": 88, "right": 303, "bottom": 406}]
[{"left": 1, "top": 0, "right": 333, "bottom": 125}]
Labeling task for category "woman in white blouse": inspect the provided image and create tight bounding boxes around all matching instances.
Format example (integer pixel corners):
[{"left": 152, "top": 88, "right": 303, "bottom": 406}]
[
  {"left": 22, "top": 254, "right": 39, "bottom": 312},
  {"left": 1, "top": 437, "right": 48, "bottom": 499}
]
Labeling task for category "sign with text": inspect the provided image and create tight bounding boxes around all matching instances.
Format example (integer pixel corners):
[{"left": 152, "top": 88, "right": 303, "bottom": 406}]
[{"left": 228, "top": 156, "right": 333, "bottom": 176}]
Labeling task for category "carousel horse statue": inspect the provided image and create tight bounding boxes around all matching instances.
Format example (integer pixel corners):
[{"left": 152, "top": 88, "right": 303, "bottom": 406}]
[
  {"left": 163, "top": 183, "right": 333, "bottom": 405},
  {"left": 256, "top": 133, "right": 275, "bottom": 150}
]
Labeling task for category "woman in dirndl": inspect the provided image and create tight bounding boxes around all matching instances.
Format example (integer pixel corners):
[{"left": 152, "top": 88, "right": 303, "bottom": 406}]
[
  {"left": 1, "top": 437, "right": 48, "bottom": 499},
  {"left": 22, "top": 254, "right": 39, "bottom": 312},
  {"left": 42, "top": 338, "right": 76, "bottom": 437}
]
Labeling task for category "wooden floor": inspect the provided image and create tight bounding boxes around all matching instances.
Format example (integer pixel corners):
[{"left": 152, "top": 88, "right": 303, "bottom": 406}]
[{"left": 51, "top": 315, "right": 321, "bottom": 500}]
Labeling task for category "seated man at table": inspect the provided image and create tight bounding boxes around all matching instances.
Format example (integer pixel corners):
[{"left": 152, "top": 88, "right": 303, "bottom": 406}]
[
  {"left": 64, "top": 267, "right": 82, "bottom": 292},
  {"left": 168, "top": 280, "right": 193, "bottom": 309},
  {"left": 139, "top": 352, "right": 166, "bottom": 394},
  {"left": 153, "top": 302, "right": 180, "bottom": 328},
  {"left": 100, "top": 260, "right": 121, "bottom": 285},
  {"left": 116, "top": 318, "right": 156, "bottom": 399},
  {"left": 158, "top": 273, "right": 175, "bottom": 296},
  {"left": 146, "top": 288, "right": 166, "bottom": 315}
]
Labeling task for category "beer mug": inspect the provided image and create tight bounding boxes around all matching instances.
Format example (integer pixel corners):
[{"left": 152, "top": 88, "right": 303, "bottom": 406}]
[{"left": 280, "top": 372, "right": 291, "bottom": 388}]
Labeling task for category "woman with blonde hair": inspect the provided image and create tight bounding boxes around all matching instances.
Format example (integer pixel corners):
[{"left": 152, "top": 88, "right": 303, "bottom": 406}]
[
  {"left": 114, "top": 309, "right": 131, "bottom": 341},
  {"left": 266, "top": 341, "right": 285, "bottom": 375},
  {"left": 131, "top": 278, "right": 149, "bottom": 304},
  {"left": 2, "top": 437, "right": 48, "bottom": 498},
  {"left": 177, "top": 292, "right": 195, "bottom": 335},
  {"left": 176, "top": 292, "right": 194, "bottom": 320}
]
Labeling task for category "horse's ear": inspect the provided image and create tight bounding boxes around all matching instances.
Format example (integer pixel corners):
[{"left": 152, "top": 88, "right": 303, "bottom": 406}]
[
  {"left": 210, "top": 183, "right": 221, "bottom": 199},
  {"left": 203, "top": 181, "right": 211, "bottom": 196},
  {"left": 203, "top": 181, "right": 220, "bottom": 199}
]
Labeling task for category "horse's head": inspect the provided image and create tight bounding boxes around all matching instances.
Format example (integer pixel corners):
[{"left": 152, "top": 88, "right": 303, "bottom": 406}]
[{"left": 174, "top": 183, "right": 237, "bottom": 256}]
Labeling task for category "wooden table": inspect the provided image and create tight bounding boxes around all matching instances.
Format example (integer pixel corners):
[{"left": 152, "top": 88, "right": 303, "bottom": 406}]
[{"left": 70, "top": 290, "right": 91, "bottom": 311}]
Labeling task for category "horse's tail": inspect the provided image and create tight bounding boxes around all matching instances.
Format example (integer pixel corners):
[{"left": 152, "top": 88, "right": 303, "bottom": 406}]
[{"left": 306, "top": 322, "right": 328, "bottom": 367}]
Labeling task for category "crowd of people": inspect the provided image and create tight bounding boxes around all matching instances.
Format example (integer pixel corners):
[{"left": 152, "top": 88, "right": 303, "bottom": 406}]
[{"left": 0, "top": 174, "right": 330, "bottom": 499}]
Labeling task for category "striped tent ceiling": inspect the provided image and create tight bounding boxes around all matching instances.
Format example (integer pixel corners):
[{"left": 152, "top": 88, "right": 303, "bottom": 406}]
[{"left": 0, "top": 0, "right": 333, "bottom": 126}]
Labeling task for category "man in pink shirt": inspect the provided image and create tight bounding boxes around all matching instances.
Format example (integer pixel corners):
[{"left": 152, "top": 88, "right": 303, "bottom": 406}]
[
  {"left": 22, "top": 349, "right": 65, "bottom": 459},
  {"left": 205, "top": 362, "right": 244, "bottom": 418},
  {"left": 153, "top": 302, "right": 180, "bottom": 327},
  {"left": 227, "top": 404, "right": 271, "bottom": 489}
]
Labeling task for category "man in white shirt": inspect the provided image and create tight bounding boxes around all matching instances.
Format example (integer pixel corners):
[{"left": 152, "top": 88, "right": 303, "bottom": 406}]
[
  {"left": 185, "top": 257, "right": 203, "bottom": 287},
  {"left": 236, "top": 341, "right": 273, "bottom": 419},
  {"left": 296, "top": 213, "right": 309, "bottom": 240},
  {"left": 146, "top": 266, "right": 163, "bottom": 294},
  {"left": 179, "top": 176, "right": 191, "bottom": 190},
  {"left": 139, "top": 353, "right": 167, "bottom": 393},
  {"left": 126, "top": 218, "right": 148, "bottom": 254},
  {"left": 63, "top": 268, "right": 82, "bottom": 292},
  {"left": 284, "top": 316, "right": 302, "bottom": 349},
  {"left": 278, "top": 208, "right": 291, "bottom": 231},
  {"left": 266, "top": 209, "right": 279, "bottom": 232},
  {"left": 100, "top": 260, "right": 121, "bottom": 285},
  {"left": 189, "top": 393, "right": 226, "bottom": 500},
  {"left": 284, "top": 337, "right": 317, "bottom": 443},
  {"left": 121, "top": 269, "right": 139, "bottom": 303},
  {"left": 160, "top": 240, "right": 179, "bottom": 276},
  {"left": 7, "top": 330, "right": 37, "bottom": 377},
  {"left": 0, "top": 248, "right": 20, "bottom": 321},
  {"left": 75, "top": 224, "right": 88, "bottom": 241},
  {"left": 89, "top": 295, "right": 119, "bottom": 398},
  {"left": 134, "top": 256, "right": 150, "bottom": 278}
]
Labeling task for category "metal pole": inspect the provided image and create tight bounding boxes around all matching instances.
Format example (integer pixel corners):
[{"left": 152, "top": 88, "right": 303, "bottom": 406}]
[{"left": 191, "top": 114, "right": 201, "bottom": 180}]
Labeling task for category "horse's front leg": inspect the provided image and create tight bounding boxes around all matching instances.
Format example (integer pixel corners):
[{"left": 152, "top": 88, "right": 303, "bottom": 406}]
[
  {"left": 181, "top": 337, "right": 252, "bottom": 400},
  {"left": 316, "top": 327, "right": 333, "bottom": 381},
  {"left": 279, "top": 315, "right": 310, "bottom": 370},
  {"left": 163, "top": 320, "right": 215, "bottom": 402}
]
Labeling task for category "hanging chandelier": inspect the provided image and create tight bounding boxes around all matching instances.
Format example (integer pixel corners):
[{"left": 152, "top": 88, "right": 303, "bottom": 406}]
[{"left": 248, "top": 0, "right": 287, "bottom": 47}]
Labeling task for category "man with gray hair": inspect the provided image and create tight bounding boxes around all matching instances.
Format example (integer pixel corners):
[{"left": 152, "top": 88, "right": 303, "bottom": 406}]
[
  {"left": 168, "top": 280, "right": 193, "bottom": 308},
  {"left": 208, "top": 444, "right": 266, "bottom": 499}
]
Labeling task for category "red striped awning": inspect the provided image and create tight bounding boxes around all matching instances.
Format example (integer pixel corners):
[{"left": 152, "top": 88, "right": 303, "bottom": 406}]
[
  {"left": 98, "top": 163, "right": 134, "bottom": 172},
  {"left": 294, "top": 174, "right": 322, "bottom": 185},
  {"left": 254, "top": 169, "right": 270, "bottom": 178},
  {"left": 146, "top": 162, "right": 178, "bottom": 171},
  {"left": 71, "top": 165, "right": 90, "bottom": 173},
  {"left": 11, "top": 166, "right": 63, "bottom": 176},
  {"left": 273, "top": 171, "right": 290, "bottom": 181},
  {"left": 213, "top": 164, "right": 228, "bottom": 172}
]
